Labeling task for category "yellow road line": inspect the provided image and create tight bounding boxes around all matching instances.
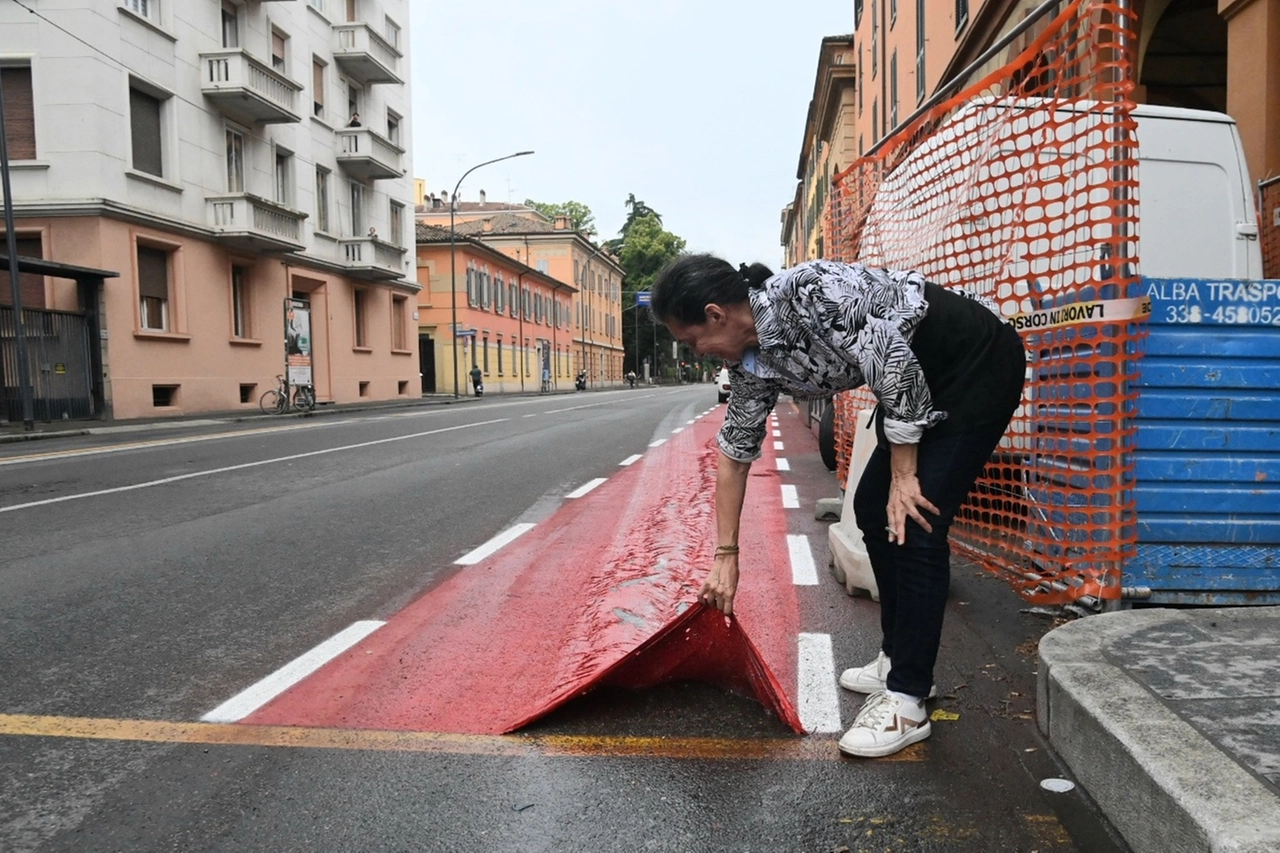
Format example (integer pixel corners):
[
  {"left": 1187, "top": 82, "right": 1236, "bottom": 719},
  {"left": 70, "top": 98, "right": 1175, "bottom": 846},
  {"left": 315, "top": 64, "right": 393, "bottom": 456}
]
[{"left": 0, "top": 714, "right": 925, "bottom": 761}]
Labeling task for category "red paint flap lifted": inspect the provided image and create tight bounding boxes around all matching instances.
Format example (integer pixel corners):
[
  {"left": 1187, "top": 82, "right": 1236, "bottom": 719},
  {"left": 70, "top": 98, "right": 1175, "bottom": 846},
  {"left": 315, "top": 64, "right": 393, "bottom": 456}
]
[{"left": 243, "top": 417, "right": 802, "bottom": 735}]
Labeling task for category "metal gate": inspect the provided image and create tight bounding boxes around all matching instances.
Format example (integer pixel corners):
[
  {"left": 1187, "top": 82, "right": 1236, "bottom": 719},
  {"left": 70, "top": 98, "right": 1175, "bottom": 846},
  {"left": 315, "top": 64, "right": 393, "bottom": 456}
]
[{"left": 0, "top": 306, "right": 95, "bottom": 421}]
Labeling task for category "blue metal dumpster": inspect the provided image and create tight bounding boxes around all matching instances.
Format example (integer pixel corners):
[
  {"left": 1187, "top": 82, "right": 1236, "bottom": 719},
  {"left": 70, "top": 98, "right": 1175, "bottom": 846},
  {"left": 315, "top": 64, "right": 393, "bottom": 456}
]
[{"left": 1128, "top": 278, "right": 1280, "bottom": 604}]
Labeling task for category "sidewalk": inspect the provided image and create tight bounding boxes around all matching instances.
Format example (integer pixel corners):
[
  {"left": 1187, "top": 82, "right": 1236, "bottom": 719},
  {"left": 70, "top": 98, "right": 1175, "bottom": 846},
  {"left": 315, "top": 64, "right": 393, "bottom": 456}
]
[
  {"left": 0, "top": 390, "right": 523, "bottom": 445},
  {"left": 1038, "top": 605, "right": 1280, "bottom": 853}
]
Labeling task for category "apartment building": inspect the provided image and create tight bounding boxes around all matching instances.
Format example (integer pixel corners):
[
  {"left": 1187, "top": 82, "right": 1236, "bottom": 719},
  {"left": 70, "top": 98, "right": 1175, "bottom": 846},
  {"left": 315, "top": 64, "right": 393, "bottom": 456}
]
[
  {"left": 414, "top": 224, "right": 577, "bottom": 395},
  {"left": 0, "top": 0, "right": 416, "bottom": 420},
  {"left": 417, "top": 199, "right": 626, "bottom": 388}
]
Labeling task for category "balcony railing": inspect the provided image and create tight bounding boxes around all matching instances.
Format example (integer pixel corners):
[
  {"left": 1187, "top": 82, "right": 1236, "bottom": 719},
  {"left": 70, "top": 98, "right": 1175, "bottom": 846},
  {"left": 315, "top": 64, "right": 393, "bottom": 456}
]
[
  {"left": 201, "top": 49, "right": 302, "bottom": 125},
  {"left": 207, "top": 194, "right": 307, "bottom": 253},
  {"left": 339, "top": 236, "right": 407, "bottom": 281},
  {"left": 332, "top": 23, "right": 402, "bottom": 85},
  {"left": 335, "top": 127, "right": 403, "bottom": 181}
]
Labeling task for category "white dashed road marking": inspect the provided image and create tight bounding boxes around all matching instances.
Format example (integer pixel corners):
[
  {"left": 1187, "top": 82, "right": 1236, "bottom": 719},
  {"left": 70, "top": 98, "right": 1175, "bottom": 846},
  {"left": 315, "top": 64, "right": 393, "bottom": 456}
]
[
  {"left": 619, "top": 454, "right": 643, "bottom": 467},
  {"left": 455, "top": 523, "right": 537, "bottom": 565},
  {"left": 776, "top": 458, "right": 791, "bottom": 471},
  {"left": 788, "top": 534, "right": 818, "bottom": 585},
  {"left": 566, "top": 478, "right": 608, "bottom": 499},
  {"left": 797, "top": 633, "right": 843, "bottom": 734},
  {"left": 781, "top": 485, "right": 800, "bottom": 508},
  {"left": 202, "top": 621, "right": 386, "bottom": 723}
]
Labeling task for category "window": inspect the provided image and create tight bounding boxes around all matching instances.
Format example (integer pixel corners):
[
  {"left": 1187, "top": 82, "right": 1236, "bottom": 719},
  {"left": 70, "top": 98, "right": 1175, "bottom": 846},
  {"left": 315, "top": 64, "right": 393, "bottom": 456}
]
[
  {"left": 857, "top": 44, "right": 863, "bottom": 114},
  {"left": 0, "top": 66, "right": 36, "bottom": 161},
  {"left": 389, "top": 201, "right": 404, "bottom": 247},
  {"left": 871, "top": 0, "right": 878, "bottom": 78},
  {"left": 872, "top": 100, "right": 879, "bottom": 141},
  {"left": 466, "top": 266, "right": 477, "bottom": 308},
  {"left": 348, "top": 181, "right": 364, "bottom": 235},
  {"left": 129, "top": 85, "right": 164, "bottom": 177},
  {"left": 315, "top": 166, "right": 330, "bottom": 232},
  {"left": 956, "top": 0, "right": 969, "bottom": 33},
  {"left": 890, "top": 50, "right": 898, "bottom": 130},
  {"left": 509, "top": 282, "right": 518, "bottom": 318},
  {"left": 916, "top": 0, "right": 926, "bottom": 103},
  {"left": 231, "top": 265, "right": 249, "bottom": 338},
  {"left": 854, "top": 0, "right": 863, "bottom": 28},
  {"left": 225, "top": 129, "right": 244, "bottom": 192},
  {"left": 482, "top": 335, "right": 489, "bottom": 373},
  {"left": 384, "top": 17, "right": 401, "bottom": 51},
  {"left": 391, "top": 296, "right": 407, "bottom": 350},
  {"left": 386, "top": 110, "right": 401, "bottom": 145},
  {"left": 345, "top": 0, "right": 357, "bottom": 22},
  {"left": 312, "top": 59, "right": 326, "bottom": 119},
  {"left": 271, "top": 29, "right": 288, "bottom": 74},
  {"left": 890, "top": 0, "right": 896, "bottom": 28},
  {"left": 308, "top": 0, "right": 325, "bottom": 13},
  {"left": 137, "top": 245, "right": 169, "bottom": 331},
  {"left": 536, "top": 259, "right": 548, "bottom": 273},
  {"left": 495, "top": 275, "right": 505, "bottom": 314},
  {"left": 275, "top": 148, "right": 293, "bottom": 206},
  {"left": 497, "top": 338, "right": 504, "bottom": 375},
  {"left": 221, "top": 1, "right": 239, "bottom": 49},
  {"left": 353, "top": 288, "right": 368, "bottom": 347},
  {"left": 347, "top": 83, "right": 361, "bottom": 126},
  {"left": 122, "top": 0, "right": 155, "bottom": 21}
]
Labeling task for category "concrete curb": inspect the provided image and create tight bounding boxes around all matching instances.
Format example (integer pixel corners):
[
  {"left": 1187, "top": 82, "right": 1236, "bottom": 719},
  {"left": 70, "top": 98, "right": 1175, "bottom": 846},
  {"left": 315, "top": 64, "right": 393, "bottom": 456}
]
[{"left": 1038, "top": 611, "right": 1280, "bottom": 853}]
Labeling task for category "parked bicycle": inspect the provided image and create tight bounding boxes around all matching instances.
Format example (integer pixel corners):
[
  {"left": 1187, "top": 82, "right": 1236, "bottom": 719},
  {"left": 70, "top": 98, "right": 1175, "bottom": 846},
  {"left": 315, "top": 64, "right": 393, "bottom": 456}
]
[{"left": 259, "top": 375, "right": 315, "bottom": 415}]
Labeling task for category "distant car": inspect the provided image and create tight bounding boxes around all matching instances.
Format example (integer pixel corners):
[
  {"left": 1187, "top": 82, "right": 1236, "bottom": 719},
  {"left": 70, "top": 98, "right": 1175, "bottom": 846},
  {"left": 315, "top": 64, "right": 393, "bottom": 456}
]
[{"left": 716, "top": 367, "right": 731, "bottom": 404}]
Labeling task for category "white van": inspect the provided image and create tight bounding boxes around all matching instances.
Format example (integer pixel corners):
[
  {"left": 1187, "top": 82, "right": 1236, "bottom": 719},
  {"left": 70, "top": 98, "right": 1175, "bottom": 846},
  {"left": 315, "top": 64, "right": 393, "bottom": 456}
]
[{"left": 1132, "top": 104, "right": 1261, "bottom": 280}]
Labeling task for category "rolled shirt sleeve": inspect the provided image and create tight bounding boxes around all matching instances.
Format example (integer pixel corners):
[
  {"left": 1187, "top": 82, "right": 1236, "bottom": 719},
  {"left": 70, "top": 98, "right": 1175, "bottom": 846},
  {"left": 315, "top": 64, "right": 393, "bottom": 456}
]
[
  {"left": 716, "top": 367, "right": 779, "bottom": 463},
  {"left": 854, "top": 315, "right": 938, "bottom": 444}
]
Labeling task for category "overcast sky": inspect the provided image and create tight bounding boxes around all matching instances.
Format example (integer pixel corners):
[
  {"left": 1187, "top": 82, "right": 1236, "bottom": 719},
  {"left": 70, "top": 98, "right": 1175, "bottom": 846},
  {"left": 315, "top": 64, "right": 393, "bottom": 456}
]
[{"left": 409, "top": 1, "right": 853, "bottom": 270}]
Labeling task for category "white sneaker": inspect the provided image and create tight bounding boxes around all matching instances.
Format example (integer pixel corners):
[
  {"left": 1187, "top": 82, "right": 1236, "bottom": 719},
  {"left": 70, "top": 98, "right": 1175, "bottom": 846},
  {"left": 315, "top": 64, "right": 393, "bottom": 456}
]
[
  {"left": 838, "top": 691, "right": 931, "bottom": 758},
  {"left": 838, "top": 651, "right": 938, "bottom": 698}
]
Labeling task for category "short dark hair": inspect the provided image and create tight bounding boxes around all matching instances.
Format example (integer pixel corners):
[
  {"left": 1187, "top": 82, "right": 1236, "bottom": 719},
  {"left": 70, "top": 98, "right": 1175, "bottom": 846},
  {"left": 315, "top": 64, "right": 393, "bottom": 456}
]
[{"left": 650, "top": 253, "right": 774, "bottom": 326}]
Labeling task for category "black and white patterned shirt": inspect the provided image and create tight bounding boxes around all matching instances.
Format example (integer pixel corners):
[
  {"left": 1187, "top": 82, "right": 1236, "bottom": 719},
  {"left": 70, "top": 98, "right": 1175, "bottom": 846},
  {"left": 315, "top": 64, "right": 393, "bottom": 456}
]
[{"left": 718, "top": 259, "right": 951, "bottom": 463}]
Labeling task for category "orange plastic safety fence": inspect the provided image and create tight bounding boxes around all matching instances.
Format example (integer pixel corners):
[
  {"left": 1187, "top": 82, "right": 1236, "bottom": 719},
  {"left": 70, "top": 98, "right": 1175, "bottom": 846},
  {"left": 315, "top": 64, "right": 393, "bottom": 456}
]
[
  {"left": 824, "top": 0, "right": 1145, "bottom": 606},
  {"left": 1261, "top": 179, "right": 1280, "bottom": 280}
]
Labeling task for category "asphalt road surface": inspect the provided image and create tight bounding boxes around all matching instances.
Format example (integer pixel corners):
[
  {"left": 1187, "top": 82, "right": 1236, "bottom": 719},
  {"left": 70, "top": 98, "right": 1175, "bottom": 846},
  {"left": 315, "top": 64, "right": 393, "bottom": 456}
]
[{"left": 0, "top": 387, "right": 1130, "bottom": 852}]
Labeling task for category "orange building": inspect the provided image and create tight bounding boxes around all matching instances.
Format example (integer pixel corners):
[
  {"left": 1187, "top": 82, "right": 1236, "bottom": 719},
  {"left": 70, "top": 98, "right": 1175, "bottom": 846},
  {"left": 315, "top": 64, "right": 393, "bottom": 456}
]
[
  {"left": 415, "top": 224, "right": 577, "bottom": 395},
  {"left": 416, "top": 195, "right": 626, "bottom": 388}
]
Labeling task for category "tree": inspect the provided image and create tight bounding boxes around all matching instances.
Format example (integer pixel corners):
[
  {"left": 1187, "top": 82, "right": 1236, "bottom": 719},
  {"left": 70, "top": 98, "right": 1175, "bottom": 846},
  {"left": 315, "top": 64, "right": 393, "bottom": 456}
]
[
  {"left": 522, "top": 199, "right": 596, "bottom": 234},
  {"left": 617, "top": 212, "right": 685, "bottom": 380}
]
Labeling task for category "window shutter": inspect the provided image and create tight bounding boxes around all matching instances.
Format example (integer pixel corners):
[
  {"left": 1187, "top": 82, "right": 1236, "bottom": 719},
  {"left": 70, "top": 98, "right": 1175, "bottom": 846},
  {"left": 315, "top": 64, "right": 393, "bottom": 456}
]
[
  {"left": 137, "top": 246, "right": 169, "bottom": 300},
  {"left": 2, "top": 67, "right": 36, "bottom": 160},
  {"left": 129, "top": 88, "right": 163, "bottom": 176}
]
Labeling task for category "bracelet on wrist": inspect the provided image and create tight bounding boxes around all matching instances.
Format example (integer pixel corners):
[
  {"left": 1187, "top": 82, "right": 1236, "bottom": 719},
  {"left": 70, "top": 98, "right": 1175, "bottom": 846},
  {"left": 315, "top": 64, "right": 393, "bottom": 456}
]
[{"left": 714, "top": 545, "right": 739, "bottom": 557}]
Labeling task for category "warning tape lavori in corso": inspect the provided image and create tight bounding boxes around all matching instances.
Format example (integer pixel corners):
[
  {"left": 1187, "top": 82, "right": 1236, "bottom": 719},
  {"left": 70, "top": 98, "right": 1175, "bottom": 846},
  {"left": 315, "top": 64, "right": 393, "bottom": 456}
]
[{"left": 1007, "top": 296, "right": 1151, "bottom": 333}]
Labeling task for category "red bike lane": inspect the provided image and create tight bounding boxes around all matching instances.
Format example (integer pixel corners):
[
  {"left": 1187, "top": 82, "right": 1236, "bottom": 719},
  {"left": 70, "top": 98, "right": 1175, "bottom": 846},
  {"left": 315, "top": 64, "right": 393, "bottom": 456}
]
[{"left": 239, "top": 407, "right": 806, "bottom": 735}]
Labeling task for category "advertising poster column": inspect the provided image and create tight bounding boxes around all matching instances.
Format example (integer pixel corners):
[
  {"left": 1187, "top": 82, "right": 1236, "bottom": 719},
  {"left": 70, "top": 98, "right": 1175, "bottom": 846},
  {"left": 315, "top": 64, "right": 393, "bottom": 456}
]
[{"left": 285, "top": 298, "right": 313, "bottom": 389}]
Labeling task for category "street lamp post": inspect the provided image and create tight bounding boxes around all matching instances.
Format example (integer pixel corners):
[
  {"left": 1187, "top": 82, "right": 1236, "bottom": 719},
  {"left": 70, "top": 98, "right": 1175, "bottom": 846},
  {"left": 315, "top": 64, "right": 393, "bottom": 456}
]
[{"left": 449, "top": 151, "right": 533, "bottom": 398}]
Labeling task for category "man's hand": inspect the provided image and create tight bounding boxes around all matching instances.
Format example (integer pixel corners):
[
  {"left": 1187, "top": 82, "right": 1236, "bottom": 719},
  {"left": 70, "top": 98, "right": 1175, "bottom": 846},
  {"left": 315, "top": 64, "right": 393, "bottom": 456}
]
[{"left": 701, "top": 554, "right": 739, "bottom": 615}]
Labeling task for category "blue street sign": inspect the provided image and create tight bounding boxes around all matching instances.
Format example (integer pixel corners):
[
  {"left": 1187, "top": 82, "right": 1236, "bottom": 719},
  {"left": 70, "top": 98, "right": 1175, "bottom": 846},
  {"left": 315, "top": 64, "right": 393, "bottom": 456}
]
[{"left": 636, "top": 291, "right": 651, "bottom": 307}]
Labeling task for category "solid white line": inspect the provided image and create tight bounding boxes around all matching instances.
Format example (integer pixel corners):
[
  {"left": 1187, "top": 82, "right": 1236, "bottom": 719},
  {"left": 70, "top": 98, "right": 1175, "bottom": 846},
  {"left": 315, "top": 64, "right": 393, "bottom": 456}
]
[
  {"left": 648, "top": 439, "right": 667, "bottom": 448},
  {"left": 798, "top": 633, "right": 843, "bottom": 734},
  {"left": 455, "top": 522, "right": 536, "bottom": 565},
  {"left": 201, "top": 620, "right": 386, "bottom": 723},
  {"left": 776, "top": 458, "right": 791, "bottom": 471},
  {"left": 619, "top": 454, "right": 643, "bottom": 467},
  {"left": 781, "top": 484, "right": 800, "bottom": 509},
  {"left": 773, "top": 441, "right": 784, "bottom": 451},
  {"left": 788, "top": 534, "right": 819, "bottom": 585},
  {"left": 0, "top": 418, "right": 510, "bottom": 514},
  {"left": 566, "top": 477, "right": 608, "bottom": 499},
  {"left": 0, "top": 419, "right": 358, "bottom": 467}
]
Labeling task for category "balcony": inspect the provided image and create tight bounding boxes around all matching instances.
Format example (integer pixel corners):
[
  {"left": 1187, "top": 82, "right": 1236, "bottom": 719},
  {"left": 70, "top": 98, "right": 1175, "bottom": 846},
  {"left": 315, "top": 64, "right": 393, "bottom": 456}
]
[
  {"left": 201, "top": 50, "right": 302, "bottom": 125},
  {"left": 207, "top": 194, "right": 307, "bottom": 254},
  {"left": 332, "top": 22, "right": 402, "bottom": 85},
  {"left": 335, "top": 128, "right": 403, "bottom": 181},
  {"left": 339, "top": 236, "right": 407, "bottom": 281}
]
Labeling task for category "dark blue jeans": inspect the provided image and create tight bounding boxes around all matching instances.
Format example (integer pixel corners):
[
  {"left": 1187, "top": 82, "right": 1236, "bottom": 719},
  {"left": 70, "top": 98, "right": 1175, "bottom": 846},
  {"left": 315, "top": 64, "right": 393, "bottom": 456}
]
[{"left": 852, "top": 424, "right": 1011, "bottom": 698}]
